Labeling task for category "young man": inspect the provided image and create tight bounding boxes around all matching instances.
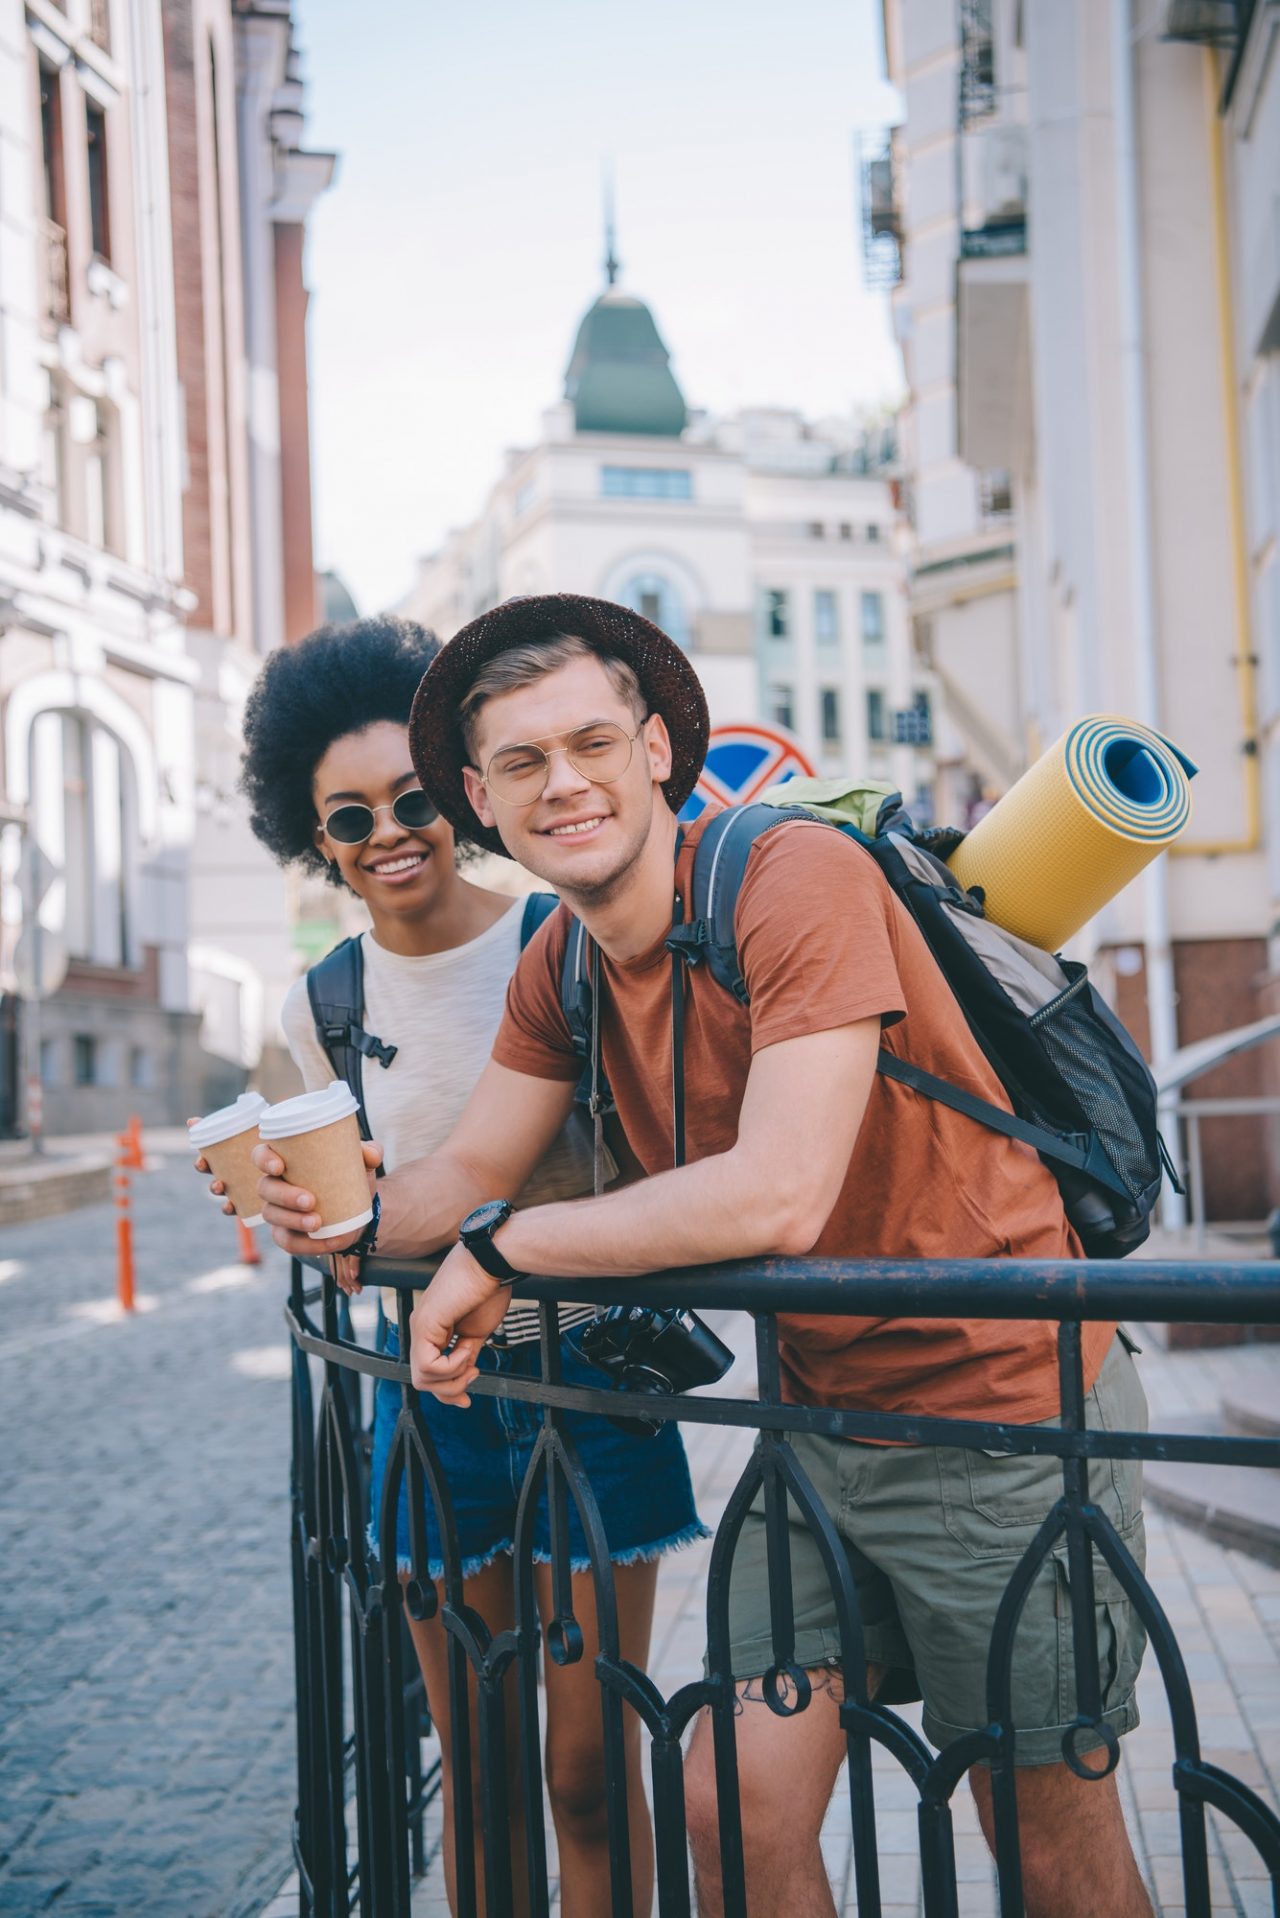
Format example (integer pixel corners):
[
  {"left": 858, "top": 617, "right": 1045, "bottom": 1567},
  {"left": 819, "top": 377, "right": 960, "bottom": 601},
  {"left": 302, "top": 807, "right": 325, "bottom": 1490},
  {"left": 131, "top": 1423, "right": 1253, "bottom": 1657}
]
[{"left": 256, "top": 594, "right": 1153, "bottom": 1918}]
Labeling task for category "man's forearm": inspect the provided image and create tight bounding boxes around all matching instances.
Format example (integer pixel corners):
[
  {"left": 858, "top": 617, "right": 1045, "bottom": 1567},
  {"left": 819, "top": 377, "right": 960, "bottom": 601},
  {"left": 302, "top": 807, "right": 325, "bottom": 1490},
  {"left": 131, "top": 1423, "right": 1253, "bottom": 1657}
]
[
  {"left": 376, "top": 1152, "right": 491, "bottom": 1260},
  {"left": 496, "top": 1147, "right": 806, "bottom": 1280}
]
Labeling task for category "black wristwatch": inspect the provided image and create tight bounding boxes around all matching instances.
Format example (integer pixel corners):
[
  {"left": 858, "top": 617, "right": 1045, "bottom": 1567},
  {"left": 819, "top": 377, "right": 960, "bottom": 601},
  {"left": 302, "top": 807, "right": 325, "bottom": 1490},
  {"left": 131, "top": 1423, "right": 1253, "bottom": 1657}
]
[
  {"left": 350, "top": 1189, "right": 381, "bottom": 1260},
  {"left": 459, "top": 1199, "right": 522, "bottom": 1285}
]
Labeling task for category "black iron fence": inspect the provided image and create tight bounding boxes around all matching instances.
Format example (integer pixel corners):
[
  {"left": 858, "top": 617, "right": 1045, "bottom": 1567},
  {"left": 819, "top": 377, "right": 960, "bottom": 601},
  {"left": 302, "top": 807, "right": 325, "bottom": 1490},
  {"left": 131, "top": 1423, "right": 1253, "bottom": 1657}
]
[{"left": 286, "top": 1255, "right": 1280, "bottom": 1918}]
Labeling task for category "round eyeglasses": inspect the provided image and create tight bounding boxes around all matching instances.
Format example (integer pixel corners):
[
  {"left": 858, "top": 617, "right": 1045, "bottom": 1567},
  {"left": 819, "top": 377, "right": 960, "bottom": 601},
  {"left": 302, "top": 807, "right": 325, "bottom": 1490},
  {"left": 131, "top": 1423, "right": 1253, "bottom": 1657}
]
[
  {"left": 321, "top": 788, "right": 439, "bottom": 845},
  {"left": 484, "top": 722, "right": 645, "bottom": 806}
]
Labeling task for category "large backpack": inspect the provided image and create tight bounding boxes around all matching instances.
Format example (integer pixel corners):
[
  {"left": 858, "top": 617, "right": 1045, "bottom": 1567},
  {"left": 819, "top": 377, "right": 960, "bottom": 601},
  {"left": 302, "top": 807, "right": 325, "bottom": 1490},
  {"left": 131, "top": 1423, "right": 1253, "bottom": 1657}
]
[
  {"left": 558, "top": 799, "right": 1179, "bottom": 1259},
  {"left": 307, "top": 891, "right": 560, "bottom": 1141}
]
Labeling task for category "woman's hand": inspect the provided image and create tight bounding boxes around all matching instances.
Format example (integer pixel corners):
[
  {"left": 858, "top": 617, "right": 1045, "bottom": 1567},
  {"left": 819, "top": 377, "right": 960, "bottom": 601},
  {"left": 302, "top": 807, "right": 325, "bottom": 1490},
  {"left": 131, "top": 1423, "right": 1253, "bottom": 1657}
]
[
  {"left": 330, "top": 1251, "right": 363, "bottom": 1296},
  {"left": 252, "top": 1137, "right": 383, "bottom": 1258},
  {"left": 188, "top": 1117, "right": 235, "bottom": 1215}
]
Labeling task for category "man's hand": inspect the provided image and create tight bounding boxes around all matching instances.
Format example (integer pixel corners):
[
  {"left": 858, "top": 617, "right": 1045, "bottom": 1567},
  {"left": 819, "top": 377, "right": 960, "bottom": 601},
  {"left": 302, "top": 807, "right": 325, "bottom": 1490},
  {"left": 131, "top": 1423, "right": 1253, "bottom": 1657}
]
[
  {"left": 252, "top": 1136, "right": 383, "bottom": 1257},
  {"left": 409, "top": 1242, "right": 512, "bottom": 1407}
]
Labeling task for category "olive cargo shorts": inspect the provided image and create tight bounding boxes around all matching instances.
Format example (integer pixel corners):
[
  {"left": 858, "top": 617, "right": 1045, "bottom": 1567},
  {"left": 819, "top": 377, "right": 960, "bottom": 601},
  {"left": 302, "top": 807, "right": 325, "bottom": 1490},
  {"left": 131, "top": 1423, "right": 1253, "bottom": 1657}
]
[{"left": 723, "top": 1335, "right": 1148, "bottom": 1766}]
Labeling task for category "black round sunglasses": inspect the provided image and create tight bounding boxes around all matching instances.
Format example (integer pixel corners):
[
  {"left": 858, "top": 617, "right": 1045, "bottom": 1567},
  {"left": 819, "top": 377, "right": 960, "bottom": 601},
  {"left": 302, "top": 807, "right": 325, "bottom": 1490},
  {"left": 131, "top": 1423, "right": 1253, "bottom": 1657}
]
[{"left": 322, "top": 788, "right": 439, "bottom": 845}]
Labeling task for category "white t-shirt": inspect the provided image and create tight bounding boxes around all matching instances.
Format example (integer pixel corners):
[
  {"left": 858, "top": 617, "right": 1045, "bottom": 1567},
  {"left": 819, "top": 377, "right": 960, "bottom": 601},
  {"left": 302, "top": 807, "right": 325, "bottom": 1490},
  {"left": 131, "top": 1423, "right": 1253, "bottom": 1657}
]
[{"left": 280, "top": 899, "right": 600, "bottom": 1341}]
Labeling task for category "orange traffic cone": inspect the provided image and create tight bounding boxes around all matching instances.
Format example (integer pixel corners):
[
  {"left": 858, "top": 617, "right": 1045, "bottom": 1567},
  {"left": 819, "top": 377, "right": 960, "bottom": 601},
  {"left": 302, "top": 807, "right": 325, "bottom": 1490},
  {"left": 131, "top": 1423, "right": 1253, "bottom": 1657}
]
[
  {"left": 115, "top": 1132, "right": 135, "bottom": 1312},
  {"left": 236, "top": 1215, "right": 262, "bottom": 1266}
]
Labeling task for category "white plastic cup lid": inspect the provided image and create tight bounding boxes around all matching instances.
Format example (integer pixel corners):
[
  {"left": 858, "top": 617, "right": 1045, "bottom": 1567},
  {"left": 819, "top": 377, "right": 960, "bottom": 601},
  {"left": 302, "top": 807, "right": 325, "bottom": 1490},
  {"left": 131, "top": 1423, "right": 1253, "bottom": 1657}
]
[
  {"left": 258, "top": 1080, "right": 360, "bottom": 1142},
  {"left": 189, "top": 1090, "right": 270, "bottom": 1150}
]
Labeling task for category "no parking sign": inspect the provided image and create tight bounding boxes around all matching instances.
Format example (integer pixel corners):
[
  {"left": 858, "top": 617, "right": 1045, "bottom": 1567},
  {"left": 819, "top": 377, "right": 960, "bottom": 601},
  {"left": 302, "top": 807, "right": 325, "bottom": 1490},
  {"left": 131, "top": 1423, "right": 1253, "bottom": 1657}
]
[{"left": 680, "top": 722, "right": 818, "bottom": 822}]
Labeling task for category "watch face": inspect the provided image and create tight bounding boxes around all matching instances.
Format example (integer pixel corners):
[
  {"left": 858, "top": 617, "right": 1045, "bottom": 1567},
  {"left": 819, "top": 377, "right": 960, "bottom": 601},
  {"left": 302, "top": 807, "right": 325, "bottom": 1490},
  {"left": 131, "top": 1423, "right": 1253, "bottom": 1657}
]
[{"left": 466, "top": 1200, "right": 509, "bottom": 1235}]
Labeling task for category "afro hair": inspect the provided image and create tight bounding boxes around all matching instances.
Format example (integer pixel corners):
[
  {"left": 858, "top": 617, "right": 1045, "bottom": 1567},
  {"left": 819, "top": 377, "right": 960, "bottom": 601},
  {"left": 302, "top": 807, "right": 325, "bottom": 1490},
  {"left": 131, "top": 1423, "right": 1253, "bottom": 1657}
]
[{"left": 239, "top": 615, "right": 445, "bottom": 885}]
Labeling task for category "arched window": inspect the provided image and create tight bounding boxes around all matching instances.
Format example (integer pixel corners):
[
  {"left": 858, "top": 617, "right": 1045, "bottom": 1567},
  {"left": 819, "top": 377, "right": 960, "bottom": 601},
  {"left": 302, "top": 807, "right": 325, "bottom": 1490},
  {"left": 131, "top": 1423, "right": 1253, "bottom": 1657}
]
[
  {"left": 617, "top": 572, "right": 689, "bottom": 649},
  {"left": 29, "top": 711, "right": 136, "bottom": 967}
]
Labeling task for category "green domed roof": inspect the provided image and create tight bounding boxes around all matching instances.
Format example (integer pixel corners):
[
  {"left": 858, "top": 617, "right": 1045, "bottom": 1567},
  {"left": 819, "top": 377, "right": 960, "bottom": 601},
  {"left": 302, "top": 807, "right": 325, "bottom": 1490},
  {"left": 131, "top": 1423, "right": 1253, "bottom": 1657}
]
[{"left": 564, "top": 288, "right": 687, "bottom": 438}]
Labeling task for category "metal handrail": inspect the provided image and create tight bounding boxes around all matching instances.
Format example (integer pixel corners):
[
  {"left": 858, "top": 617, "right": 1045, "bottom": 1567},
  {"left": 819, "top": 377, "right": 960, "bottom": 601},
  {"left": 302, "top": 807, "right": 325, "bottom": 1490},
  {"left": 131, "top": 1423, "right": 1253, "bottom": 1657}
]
[{"left": 287, "top": 1255, "right": 1280, "bottom": 1916}]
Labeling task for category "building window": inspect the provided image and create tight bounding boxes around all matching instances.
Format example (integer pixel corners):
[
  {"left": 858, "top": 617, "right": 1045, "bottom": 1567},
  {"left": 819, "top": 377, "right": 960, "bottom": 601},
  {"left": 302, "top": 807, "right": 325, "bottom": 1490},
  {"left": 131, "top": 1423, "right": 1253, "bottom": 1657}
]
[
  {"left": 769, "top": 684, "right": 795, "bottom": 732},
  {"left": 762, "top": 589, "right": 790, "bottom": 640},
  {"left": 807, "top": 521, "right": 824, "bottom": 539},
  {"left": 513, "top": 479, "right": 536, "bottom": 517},
  {"left": 618, "top": 572, "right": 689, "bottom": 647},
  {"left": 820, "top": 687, "right": 842, "bottom": 747},
  {"left": 41, "top": 379, "right": 67, "bottom": 524},
  {"left": 85, "top": 403, "right": 118, "bottom": 553},
  {"left": 893, "top": 691, "right": 933, "bottom": 746},
  {"left": 129, "top": 1046, "right": 151, "bottom": 1090},
  {"left": 85, "top": 102, "right": 111, "bottom": 262},
  {"left": 861, "top": 591, "right": 887, "bottom": 669},
  {"left": 600, "top": 466, "right": 693, "bottom": 501},
  {"left": 838, "top": 522, "right": 853, "bottom": 541},
  {"left": 73, "top": 1035, "right": 97, "bottom": 1086},
  {"left": 30, "top": 711, "right": 134, "bottom": 968},
  {"left": 866, "top": 523, "right": 881, "bottom": 543},
  {"left": 979, "top": 469, "right": 1013, "bottom": 520},
  {"left": 867, "top": 688, "right": 887, "bottom": 742},
  {"left": 40, "top": 1038, "right": 58, "bottom": 1087},
  {"left": 814, "top": 589, "right": 839, "bottom": 645}
]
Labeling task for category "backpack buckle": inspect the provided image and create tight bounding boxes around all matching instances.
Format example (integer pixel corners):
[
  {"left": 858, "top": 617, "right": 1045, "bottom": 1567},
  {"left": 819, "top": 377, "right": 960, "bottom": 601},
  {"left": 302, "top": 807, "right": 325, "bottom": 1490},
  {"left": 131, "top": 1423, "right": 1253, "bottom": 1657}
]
[{"left": 664, "top": 920, "right": 709, "bottom": 966}]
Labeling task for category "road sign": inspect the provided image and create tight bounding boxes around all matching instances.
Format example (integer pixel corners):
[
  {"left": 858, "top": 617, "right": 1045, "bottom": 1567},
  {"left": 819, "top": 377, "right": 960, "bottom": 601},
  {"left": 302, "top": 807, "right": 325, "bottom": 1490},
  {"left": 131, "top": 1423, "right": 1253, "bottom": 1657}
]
[
  {"left": 680, "top": 722, "right": 819, "bottom": 822},
  {"left": 13, "top": 924, "right": 69, "bottom": 999}
]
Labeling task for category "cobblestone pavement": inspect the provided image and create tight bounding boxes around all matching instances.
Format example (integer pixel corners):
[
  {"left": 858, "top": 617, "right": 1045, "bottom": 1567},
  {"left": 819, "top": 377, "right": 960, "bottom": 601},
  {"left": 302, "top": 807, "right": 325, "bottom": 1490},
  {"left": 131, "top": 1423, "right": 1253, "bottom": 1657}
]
[
  {"left": 3, "top": 1138, "right": 1277, "bottom": 1917},
  {"left": 0, "top": 1134, "right": 298, "bottom": 1918}
]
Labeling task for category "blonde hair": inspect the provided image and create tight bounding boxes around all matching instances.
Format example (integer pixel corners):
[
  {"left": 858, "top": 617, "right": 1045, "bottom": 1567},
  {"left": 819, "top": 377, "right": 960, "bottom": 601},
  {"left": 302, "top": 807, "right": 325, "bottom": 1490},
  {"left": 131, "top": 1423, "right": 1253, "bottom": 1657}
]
[{"left": 459, "top": 633, "right": 646, "bottom": 761}]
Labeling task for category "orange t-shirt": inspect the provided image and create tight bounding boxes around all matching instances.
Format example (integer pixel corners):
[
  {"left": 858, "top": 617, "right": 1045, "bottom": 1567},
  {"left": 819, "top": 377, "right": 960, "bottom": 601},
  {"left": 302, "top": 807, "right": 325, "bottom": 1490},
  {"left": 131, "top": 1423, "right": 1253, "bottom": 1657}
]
[{"left": 493, "top": 808, "right": 1110, "bottom": 1424}]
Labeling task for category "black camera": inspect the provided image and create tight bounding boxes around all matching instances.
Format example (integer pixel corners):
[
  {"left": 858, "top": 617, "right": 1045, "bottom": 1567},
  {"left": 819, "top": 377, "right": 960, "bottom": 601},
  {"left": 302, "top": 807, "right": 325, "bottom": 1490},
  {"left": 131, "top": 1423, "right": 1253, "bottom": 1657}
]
[{"left": 577, "top": 1306, "right": 734, "bottom": 1436}]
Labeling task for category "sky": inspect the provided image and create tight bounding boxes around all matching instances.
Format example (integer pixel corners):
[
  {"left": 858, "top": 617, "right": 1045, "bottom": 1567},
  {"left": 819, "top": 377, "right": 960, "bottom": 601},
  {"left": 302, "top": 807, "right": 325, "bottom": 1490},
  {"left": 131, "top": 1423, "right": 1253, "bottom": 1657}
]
[{"left": 297, "top": 0, "right": 905, "bottom": 616}]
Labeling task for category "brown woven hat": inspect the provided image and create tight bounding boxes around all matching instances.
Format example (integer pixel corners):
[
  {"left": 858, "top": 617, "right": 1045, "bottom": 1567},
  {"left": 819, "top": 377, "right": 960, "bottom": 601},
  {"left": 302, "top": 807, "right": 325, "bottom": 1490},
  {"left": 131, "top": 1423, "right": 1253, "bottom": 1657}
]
[{"left": 408, "top": 593, "right": 710, "bottom": 858}]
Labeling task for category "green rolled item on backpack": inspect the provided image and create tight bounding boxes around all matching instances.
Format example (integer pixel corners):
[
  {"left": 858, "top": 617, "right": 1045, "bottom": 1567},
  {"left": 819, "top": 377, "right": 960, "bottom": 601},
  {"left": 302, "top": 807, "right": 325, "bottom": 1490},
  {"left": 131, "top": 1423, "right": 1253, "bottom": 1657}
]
[{"left": 758, "top": 776, "right": 901, "bottom": 836}]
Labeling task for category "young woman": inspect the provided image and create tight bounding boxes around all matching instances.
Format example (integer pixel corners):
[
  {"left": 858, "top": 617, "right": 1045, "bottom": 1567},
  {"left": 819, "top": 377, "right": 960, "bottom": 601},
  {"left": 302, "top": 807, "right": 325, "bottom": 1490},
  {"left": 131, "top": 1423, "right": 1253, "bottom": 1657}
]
[{"left": 227, "top": 616, "right": 706, "bottom": 1917}]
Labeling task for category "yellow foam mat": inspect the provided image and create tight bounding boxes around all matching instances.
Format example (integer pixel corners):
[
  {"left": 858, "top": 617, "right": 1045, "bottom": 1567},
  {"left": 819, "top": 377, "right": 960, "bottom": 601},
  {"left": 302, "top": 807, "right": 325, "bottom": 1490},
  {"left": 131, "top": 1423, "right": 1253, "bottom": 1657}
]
[{"left": 947, "top": 715, "right": 1195, "bottom": 953}]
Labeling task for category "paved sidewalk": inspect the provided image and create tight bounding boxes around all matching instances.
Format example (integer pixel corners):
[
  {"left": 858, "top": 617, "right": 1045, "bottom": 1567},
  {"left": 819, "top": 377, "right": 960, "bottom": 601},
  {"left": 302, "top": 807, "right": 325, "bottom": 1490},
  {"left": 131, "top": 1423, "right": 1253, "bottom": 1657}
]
[
  {"left": 0, "top": 1134, "right": 298, "bottom": 1918},
  {"left": 1, "top": 1139, "right": 1276, "bottom": 1916}
]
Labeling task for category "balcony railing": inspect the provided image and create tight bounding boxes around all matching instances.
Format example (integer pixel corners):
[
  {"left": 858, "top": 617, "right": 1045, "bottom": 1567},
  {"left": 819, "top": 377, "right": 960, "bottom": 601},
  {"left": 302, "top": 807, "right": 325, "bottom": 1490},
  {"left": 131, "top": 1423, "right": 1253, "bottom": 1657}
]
[
  {"left": 857, "top": 130, "right": 902, "bottom": 290},
  {"left": 42, "top": 219, "right": 69, "bottom": 327},
  {"left": 287, "top": 1254, "right": 1280, "bottom": 1916}
]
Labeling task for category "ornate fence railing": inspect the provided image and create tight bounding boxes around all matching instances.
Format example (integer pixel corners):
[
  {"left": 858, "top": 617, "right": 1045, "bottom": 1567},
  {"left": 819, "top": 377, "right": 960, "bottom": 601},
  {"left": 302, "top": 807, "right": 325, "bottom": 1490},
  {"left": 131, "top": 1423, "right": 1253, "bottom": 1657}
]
[{"left": 286, "top": 1254, "right": 1280, "bottom": 1918}]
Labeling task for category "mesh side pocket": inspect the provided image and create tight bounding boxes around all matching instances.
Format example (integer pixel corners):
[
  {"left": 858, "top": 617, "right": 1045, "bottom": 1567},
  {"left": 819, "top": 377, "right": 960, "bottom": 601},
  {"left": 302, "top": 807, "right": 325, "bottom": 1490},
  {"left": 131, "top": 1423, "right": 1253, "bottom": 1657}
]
[{"left": 1030, "top": 970, "right": 1160, "bottom": 1207}]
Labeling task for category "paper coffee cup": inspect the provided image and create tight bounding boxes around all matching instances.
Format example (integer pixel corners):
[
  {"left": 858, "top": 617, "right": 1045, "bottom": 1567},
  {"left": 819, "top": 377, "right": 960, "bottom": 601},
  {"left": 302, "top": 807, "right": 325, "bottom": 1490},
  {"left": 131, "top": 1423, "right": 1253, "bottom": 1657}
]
[
  {"left": 258, "top": 1081, "right": 373, "bottom": 1241},
  {"left": 189, "top": 1091, "right": 270, "bottom": 1225}
]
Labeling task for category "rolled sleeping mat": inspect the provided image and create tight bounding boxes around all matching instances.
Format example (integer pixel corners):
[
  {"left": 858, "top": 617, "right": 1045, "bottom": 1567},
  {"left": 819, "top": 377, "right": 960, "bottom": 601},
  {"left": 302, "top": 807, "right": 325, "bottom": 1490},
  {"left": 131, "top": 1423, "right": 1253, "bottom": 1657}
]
[{"left": 946, "top": 715, "right": 1196, "bottom": 953}]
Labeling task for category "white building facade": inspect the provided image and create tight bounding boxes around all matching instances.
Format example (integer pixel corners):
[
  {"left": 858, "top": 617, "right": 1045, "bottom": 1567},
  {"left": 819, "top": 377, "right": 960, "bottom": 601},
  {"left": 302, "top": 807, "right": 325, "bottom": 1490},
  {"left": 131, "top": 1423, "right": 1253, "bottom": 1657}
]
[
  {"left": 0, "top": 0, "right": 202, "bottom": 1133},
  {"left": 882, "top": 0, "right": 1279, "bottom": 1220},
  {"left": 403, "top": 277, "right": 927, "bottom": 812}
]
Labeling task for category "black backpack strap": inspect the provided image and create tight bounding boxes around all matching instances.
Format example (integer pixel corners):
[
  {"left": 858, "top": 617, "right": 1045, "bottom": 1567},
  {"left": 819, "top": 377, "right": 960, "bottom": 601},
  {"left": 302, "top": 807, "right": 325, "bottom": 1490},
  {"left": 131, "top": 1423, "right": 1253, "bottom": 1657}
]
[
  {"left": 305, "top": 936, "right": 397, "bottom": 1145},
  {"left": 876, "top": 1050, "right": 1130, "bottom": 1197},
  {"left": 671, "top": 803, "right": 835, "bottom": 1000},
  {"left": 559, "top": 914, "right": 595, "bottom": 1061},
  {"left": 521, "top": 891, "right": 559, "bottom": 946}
]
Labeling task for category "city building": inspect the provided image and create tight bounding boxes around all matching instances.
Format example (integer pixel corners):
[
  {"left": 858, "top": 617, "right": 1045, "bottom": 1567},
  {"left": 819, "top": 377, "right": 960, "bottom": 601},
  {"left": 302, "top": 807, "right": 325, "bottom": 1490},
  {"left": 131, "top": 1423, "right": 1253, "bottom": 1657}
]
[
  {"left": 879, "top": 0, "right": 1279, "bottom": 1219},
  {"left": 167, "top": 0, "right": 334, "bottom": 1094},
  {"left": 0, "top": 0, "right": 332, "bottom": 1134},
  {"left": 0, "top": 0, "right": 201, "bottom": 1133},
  {"left": 402, "top": 252, "right": 929, "bottom": 811}
]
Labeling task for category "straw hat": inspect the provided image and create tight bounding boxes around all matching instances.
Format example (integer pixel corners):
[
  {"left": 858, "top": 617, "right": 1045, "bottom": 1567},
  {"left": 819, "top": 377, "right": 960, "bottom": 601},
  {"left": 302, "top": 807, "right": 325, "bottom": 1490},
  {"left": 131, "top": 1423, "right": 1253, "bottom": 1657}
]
[{"left": 408, "top": 593, "right": 710, "bottom": 858}]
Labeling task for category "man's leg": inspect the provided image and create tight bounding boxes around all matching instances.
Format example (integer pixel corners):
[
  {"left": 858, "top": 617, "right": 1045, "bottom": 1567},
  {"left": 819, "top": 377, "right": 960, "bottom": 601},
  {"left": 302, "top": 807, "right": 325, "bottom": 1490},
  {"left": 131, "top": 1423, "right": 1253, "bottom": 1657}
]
[
  {"left": 969, "top": 1761, "right": 1153, "bottom": 1918},
  {"left": 685, "top": 1671, "right": 855, "bottom": 1918}
]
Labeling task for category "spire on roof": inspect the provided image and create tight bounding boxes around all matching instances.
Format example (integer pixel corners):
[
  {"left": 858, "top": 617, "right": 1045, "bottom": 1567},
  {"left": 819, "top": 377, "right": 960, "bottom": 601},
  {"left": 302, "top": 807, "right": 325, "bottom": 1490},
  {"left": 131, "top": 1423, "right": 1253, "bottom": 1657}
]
[{"left": 603, "top": 168, "right": 620, "bottom": 287}]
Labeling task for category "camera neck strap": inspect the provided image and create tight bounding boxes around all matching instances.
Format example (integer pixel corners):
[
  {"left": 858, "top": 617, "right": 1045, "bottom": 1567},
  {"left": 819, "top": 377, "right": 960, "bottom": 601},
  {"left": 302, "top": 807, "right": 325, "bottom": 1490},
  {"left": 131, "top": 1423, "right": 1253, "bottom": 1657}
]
[{"left": 585, "top": 872, "right": 690, "bottom": 1197}]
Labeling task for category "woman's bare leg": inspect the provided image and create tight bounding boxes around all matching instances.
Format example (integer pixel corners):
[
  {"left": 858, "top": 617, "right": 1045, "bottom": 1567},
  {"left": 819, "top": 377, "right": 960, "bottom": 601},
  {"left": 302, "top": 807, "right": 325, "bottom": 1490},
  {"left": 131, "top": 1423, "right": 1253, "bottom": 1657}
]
[{"left": 536, "top": 1559, "right": 659, "bottom": 1918}]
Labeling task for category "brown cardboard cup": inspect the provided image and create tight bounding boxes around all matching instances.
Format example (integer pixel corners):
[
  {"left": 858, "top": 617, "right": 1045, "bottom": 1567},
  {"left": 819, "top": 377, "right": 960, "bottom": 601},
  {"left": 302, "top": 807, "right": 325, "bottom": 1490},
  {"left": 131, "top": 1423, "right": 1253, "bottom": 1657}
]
[
  {"left": 202, "top": 1126, "right": 266, "bottom": 1226},
  {"left": 258, "top": 1082, "right": 372, "bottom": 1240}
]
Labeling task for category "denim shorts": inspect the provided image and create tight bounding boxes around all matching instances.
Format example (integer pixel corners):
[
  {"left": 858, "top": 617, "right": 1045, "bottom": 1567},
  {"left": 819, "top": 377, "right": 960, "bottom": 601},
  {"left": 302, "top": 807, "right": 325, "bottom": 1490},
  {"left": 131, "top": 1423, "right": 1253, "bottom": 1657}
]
[{"left": 369, "top": 1327, "right": 709, "bottom": 1581}]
